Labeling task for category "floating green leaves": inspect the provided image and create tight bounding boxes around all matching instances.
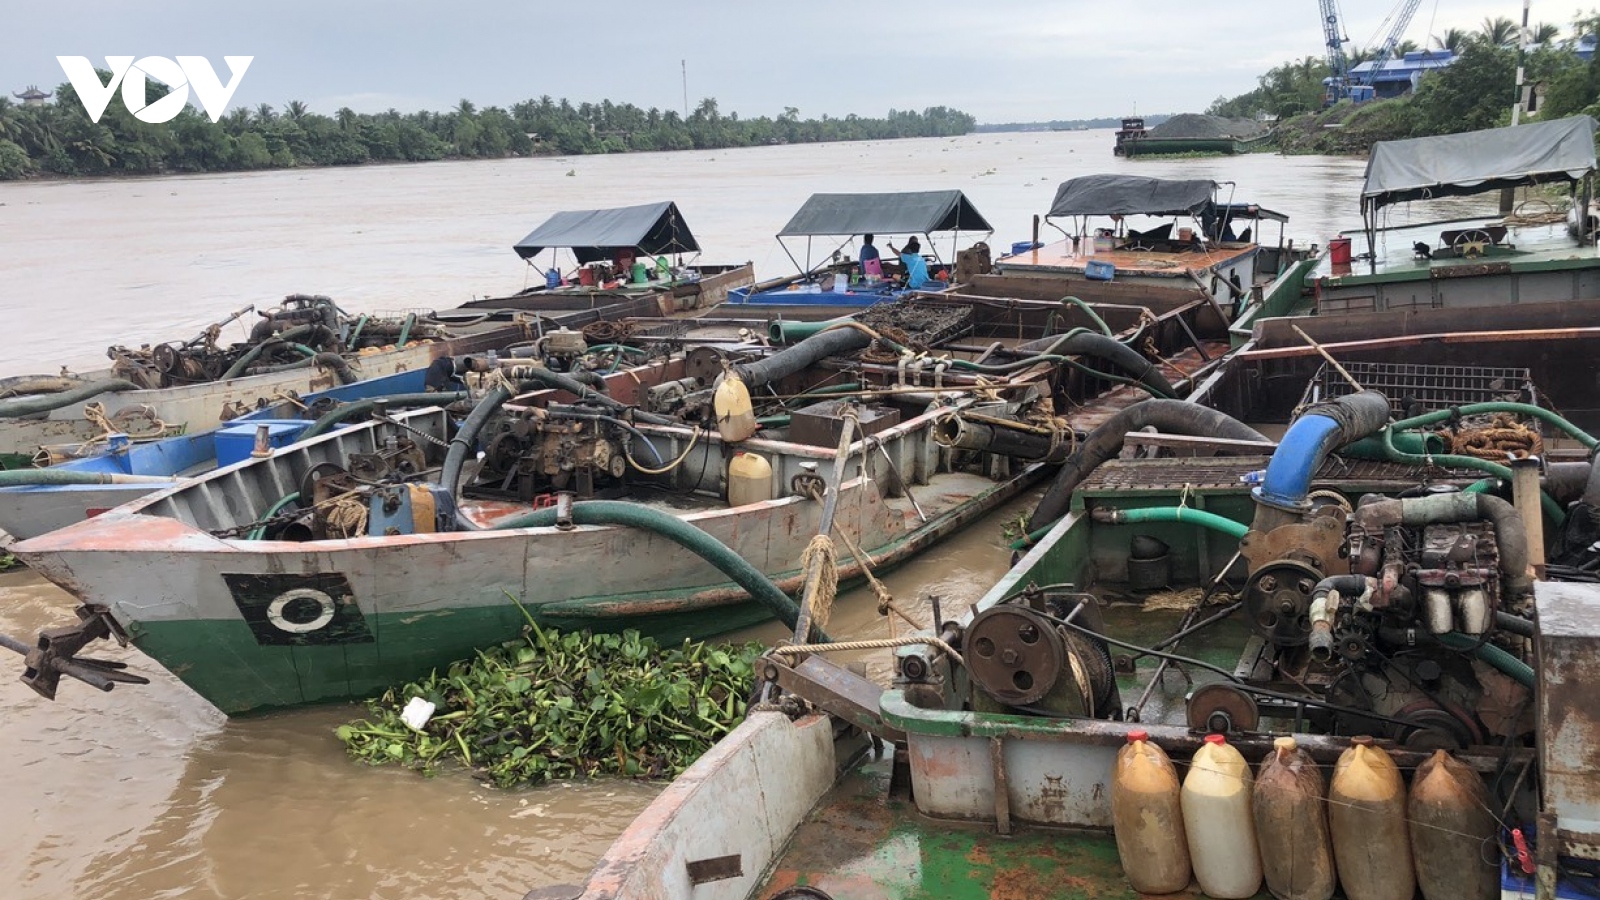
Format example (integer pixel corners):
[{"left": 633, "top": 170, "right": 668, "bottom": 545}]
[{"left": 337, "top": 624, "right": 764, "bottom": 788}]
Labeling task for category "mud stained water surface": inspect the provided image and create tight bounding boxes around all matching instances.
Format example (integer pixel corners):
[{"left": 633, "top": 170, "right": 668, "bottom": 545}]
[
  {"left": 0, "top": 130, "right": 1504, "bottom": 898},
  {"left": 0, "top": 485, "right": 1036, "bottom": 900}
]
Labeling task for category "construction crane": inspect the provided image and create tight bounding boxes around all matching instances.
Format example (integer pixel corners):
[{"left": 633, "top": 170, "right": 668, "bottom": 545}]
[
  {"left": 1319, "top": 0, "right": 1353, "bottom": 104},
  {"left": 1358, "top": 0, "right": 1425, "bottom": 92},
  {"left": 1320, "top": 0, "right": 1424, "bottom": 105}
]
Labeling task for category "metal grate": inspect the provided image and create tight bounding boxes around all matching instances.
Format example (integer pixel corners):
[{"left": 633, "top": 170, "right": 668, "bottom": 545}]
[
  {"left": 1300, "top": 362, "right": 1539, "bottom": 415},
  {"left": 1083, "top": 456, "right": 1487, "bottom": 494}
]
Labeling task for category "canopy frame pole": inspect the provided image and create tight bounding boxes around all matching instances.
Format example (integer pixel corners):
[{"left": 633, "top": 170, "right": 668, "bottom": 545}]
[
  {"left": 1363, "top": 200, "right": 1378, "bottom": 273},
  {"left": 924, "top": 232, "right": 941, "bottom": 266},
  {"left": 777, "top": 237, "right": 806, "bottom": 279}
]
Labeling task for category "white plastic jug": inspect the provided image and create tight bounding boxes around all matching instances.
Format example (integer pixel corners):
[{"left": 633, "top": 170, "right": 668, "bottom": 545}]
[{"left": 1181, "top": 733, "right": 1263, "bottom": 899}]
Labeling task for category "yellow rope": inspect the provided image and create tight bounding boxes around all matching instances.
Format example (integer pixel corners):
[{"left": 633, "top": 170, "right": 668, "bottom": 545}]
[
  {"left": 770, "top": 635, "right": 964, "bottom": 668},
  {"left": 797, "top": 534, "right": 838, "bottom": 630},
  {"left": 325, "top": 494, "right": 370, "bottom": 538}
]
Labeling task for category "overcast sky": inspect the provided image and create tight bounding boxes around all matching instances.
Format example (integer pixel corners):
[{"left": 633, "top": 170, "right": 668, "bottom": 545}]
[{"left": 0, "top": 1, "right": 1561, "bottom": 123}]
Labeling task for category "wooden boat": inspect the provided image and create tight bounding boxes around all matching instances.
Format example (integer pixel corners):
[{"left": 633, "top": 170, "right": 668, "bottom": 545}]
[
  {"left": 996, "top": 175, "right": 1302, "bottom": 315},
  {"left": 727, "top": 190, "right": 992, "bottom": 309},
  {"left": 0, "top": 370, "right": 433, "bottom": 541},
  {"left": 462, "top": 201, "right": 755, "bottom": 315},
  {"left": 556, "top": 330, "right": 1600, "bottom": 900},
  {"left": 0, "top": 200, "right": 753, "bottom": 471},
  {"left": 12, "top": 296, "right": 1229, "bottom": 715},
  {"left": 1313, "top": 115, "right": 1600, "bottom": 315}
]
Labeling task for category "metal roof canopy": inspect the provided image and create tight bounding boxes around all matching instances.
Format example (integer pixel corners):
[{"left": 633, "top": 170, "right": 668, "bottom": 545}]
[
  {"left": 777, "top": 191, "right": 992, "bottom": 236},
  {"left": 1047, "top": 175, "right": 1218, "bottom": 218},
  {"left": 1361, "top": 116, "right": 1598, "bottom": 213},
  {"left": 513, "top": 201, "right": 700, "bottom": 264}
]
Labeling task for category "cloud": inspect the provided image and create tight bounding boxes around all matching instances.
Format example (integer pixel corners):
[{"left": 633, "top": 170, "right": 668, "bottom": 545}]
[{"left": 0, "top": 0, "right": 1574, "bottom": 124}]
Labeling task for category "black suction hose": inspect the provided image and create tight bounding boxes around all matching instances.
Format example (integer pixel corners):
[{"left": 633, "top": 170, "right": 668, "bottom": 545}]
[
  {"left": 732, "top": 327, "right": 872, "bottom": 389},
  {"left": 983, "top": 331, "right": 1177, "bottom": 398},
  {"left": 0, "top": 378, "right": 141, "bottom": 419},
  {"left": 311, "top": 352, "right": 356, "bottom": 385},
  {"left": 1027, "top": 400, "right": 1269, "bottom": 530},
  {"left": 301, "top": 391, "right": 468, "bottom": 439}
]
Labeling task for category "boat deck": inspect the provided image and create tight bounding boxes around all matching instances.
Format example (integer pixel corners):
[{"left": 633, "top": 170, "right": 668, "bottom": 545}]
[
  {"left": 1060, "top": 339, "right": 1230, "bottom": 433},
  {"left": 999, "top": 238, "right": 1255, "bottom": 280},
  {"left": 1314, "top": 216, "right": 1600, "bottom": 285},
  {"left": 759, "top": 607, "right": 1260, "bottom": 899}
]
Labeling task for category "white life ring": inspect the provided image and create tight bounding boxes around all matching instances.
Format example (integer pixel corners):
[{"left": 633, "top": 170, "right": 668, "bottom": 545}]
[{"left": 267, "top": 588, "right": 338, "bottom": 634}]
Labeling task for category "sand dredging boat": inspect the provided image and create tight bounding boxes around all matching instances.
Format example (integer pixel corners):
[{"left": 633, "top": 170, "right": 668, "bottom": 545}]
[
  {"left": 552, "top": 343, "right": 1600, "bottom": 900},
  {"left": 0, "top": 200, "right": 756, "bottom": 540},
  {"left": 7, "top": 293, "right": 1229, "bottom": 714}
]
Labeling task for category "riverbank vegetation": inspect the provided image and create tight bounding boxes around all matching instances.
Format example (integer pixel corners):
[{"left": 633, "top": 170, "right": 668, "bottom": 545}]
[
  {"left": 337, "top": 621, "right": 763, "bottom": 788},
  {"left": 0, "top": 80, "right": 975, "bottom": 180},
  {"left": 1205, "top": 12, "right": 1600, "bottom": 155}
]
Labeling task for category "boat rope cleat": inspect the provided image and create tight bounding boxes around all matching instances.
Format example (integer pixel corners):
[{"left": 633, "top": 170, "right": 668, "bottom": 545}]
[{"left": 0, "top": 604, "right": 149, "bottom": 699}]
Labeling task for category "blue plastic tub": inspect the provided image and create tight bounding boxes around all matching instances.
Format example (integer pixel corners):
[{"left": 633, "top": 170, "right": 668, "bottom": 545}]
[
  {"left": 215, "top": 420, "right": 314, "bottom": 468},
  {"left": 1010, "top": 240, "right": 1042, "bottom": 256},
  {"left": 1085, "top": 260, "right": 1116, "bottom": 281}
]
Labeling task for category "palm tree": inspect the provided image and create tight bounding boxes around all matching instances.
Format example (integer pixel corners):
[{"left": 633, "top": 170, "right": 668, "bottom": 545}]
[
  {"left": 284, "top": 100, "right": 309, "bottom": 123},
  {"left": 0, "top": 97, "right": 18, "bottom": 142},
  {"left": 1393, "top": 39, "right": 1419, "bottom": 56},
  {"left": 1480, "top": 16, "right": 1518, "bottom": 47},
  {"left": 336, "top": 106, "right": 357, "bottom": 133},
  {"left": 1433, "top": 28, "right": 1468, "bottom": 52},
  {"left": 1532, "top": 22, "right": 1560, "bottom": 44},
  {"left": 255, "top": 103, "right": 276, "bottom": 124}
]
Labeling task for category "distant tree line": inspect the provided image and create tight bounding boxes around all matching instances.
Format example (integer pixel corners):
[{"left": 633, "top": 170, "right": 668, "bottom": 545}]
[
  {"left": 0, "top": 78, "right": 976, "bottom": 180},
  {"left": 976, "top": 115, "right": 1172, "bottom": 132},
  {"left": 1202, "top": 11, "right": 1600, "bottom": 153}
]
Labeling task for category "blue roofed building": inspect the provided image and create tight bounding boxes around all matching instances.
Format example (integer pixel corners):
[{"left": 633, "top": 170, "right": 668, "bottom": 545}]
[{"left": 1348, "top": 49, "right": 1459, "bottom": 100}]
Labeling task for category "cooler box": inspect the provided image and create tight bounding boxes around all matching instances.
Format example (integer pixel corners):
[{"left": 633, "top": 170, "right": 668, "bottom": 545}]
[
  {"left": 215, "top": 420, "right": 314, "bottom": 468},
  {"left": 1085, "top": 260, "right": 1116, "bottom": 281}
]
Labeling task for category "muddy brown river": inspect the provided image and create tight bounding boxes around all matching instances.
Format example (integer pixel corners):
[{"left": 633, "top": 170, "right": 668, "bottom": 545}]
[{"left": 0, "top": 130, "right": 1500, "bottom": 898}]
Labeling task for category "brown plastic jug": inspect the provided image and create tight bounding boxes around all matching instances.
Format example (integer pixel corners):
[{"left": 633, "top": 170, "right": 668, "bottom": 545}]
[
  {"left": 1329, "top": 736, "right": 1414, "bottom": 900},
  {"left": 1254, "top": 736, "right": 1336, "bottom": 900},
  {"left": 1111, "top": 729, "right": 1191, "bottom": 894},
  {"left": 1410, "top": 749, "right": 1498, "bottom": 900}
]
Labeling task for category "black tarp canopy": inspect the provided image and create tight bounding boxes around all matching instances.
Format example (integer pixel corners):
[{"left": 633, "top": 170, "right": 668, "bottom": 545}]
[
  {"left": 513, "top": 201, "right": 700, "bottom": 263},
  {"left": 1362, "top": 116, "right": 1597, "bottom": 213},
  {"left": 777, "top": 191, "right": 992, "bottom": 236},
  {"left": 1048, "top": 175, "right": 1218, "bottom": 218}
]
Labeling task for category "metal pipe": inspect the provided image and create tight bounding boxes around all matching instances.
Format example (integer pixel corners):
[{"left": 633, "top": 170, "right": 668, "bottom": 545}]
[{"left": 1511, "top": 457, "right": 1546, "bottom": 579}]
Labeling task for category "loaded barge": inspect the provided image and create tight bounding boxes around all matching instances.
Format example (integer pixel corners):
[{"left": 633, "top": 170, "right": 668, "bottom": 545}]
[{"left": 10, "top": 291, "right": 1229, "bottom": 714}]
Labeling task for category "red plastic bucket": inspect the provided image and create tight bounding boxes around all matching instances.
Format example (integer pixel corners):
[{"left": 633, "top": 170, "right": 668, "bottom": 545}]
[{"left": 1328, "top": 237, "right": 1353, "bottom": 265}]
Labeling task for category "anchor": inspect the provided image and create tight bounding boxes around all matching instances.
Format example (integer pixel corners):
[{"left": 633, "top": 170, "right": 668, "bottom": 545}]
[{"left": 0, "top": 604, "right": 149, "bottom": 699}]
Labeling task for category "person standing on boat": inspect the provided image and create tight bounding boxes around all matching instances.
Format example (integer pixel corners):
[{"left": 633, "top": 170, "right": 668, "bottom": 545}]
[
  {"left": 859, "top": 234, "right": 883, "bottom": 280},
  {"left": 887, "top": 236, "right": 930, "bottom": 288}
]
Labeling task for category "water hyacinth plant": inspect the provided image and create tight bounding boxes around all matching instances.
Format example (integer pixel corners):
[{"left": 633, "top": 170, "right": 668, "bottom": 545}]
[{"left": 337, "top": 622, "right": 764, "bottom": 788}]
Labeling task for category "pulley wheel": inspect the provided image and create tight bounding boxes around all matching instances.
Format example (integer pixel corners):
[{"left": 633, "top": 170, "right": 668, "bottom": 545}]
[
  {"left": 1242, "top": 559, "right": 1323, "bottom": 647},
  {"left": 1186, "top": 683, "right": 1260, "bottom": 734},
  {"left": 152, "top": 343, "right": 182, "bottom": 374},
  {"left": 964, "top": 605, "right": 1064, "bottom": 706},
  {"left": 300, "top": 462, "right": 350, "bottom": 505}
]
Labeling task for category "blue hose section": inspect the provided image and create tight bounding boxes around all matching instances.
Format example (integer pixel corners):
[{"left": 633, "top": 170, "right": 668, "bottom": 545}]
[{"left": 1254, "top": 414, "right": 1341, "bottom": 510}]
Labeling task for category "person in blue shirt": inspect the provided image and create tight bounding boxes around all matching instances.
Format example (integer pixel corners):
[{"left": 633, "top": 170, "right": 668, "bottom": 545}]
[
  {"left": 888, "top": 236, "right": 930, "bottom": 288},
  {"left": 858, "top": 234, "right": 882, "bottom": 279}
]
